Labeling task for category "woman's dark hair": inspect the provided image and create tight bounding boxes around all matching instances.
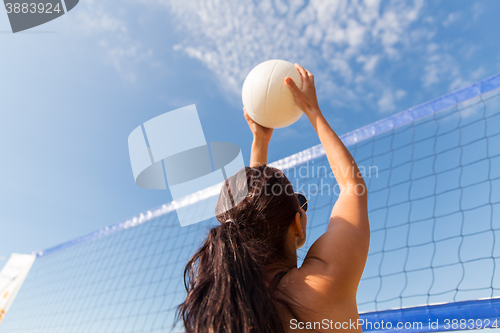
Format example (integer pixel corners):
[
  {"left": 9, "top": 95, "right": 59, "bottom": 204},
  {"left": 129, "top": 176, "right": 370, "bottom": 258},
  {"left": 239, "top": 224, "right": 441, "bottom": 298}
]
[{"left": 176, "top": 165, "right": 303, "bottom": 333}]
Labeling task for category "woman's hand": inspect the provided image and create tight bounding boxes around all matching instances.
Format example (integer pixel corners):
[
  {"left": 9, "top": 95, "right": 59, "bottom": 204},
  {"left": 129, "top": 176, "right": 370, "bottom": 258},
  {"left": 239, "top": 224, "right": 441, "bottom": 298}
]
[
  {"left": 243, "top": 107, "right": 273, "bottom": 143},
  {"left": 285, "top": 63, "right": 322, "bottom": 118}
]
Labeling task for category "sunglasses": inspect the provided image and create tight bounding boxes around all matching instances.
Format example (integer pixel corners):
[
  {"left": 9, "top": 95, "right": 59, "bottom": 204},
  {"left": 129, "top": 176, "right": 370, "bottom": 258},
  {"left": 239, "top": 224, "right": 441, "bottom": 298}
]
[{"left": 295, "top": 193, "right": 309, "bottom": 212}]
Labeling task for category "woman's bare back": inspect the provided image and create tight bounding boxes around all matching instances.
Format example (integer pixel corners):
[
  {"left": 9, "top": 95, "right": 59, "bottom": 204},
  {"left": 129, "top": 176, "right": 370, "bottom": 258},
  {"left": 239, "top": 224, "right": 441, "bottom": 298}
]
[{"left": 277, "top": 267, "right": 363, "bottom": 332}]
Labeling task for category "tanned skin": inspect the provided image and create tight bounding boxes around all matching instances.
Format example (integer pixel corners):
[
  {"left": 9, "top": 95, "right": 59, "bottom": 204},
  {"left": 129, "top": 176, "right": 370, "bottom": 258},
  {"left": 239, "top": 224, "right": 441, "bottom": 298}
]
[{"left": 244, "top": 63, "right": 369, "bottom": 332}]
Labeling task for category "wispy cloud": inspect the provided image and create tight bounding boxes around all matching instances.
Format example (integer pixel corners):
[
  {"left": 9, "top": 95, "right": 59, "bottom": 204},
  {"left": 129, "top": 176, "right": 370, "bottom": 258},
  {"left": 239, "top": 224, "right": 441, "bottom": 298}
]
[
  {"left": 69, "top": 0, "right": 155, "bottom": 83},
  {"left": 378, "top": 88, "right": 407, "bottom": 113},
  {"left": 421, "top": 42, "right": 487, "bottom": 93},
  {"left": 443, "top": 12, "right": 460, "bottom": 28},
  {"left": 65, "top": 0, "right": 490, "bottom": 115},
  {"left": 159, "top": 0, "right": 425, "bottom": 113}
]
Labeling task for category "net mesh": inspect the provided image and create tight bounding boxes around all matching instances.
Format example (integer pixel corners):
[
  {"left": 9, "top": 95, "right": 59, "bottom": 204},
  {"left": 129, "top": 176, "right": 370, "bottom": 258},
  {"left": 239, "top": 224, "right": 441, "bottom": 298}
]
[{"left": 1, "top": 86, "right": 500, "bottom": 333}]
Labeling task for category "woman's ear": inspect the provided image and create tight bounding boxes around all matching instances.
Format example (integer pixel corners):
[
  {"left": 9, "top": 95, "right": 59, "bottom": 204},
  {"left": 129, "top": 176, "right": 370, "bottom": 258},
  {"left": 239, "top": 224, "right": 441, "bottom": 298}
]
[{"left": 294, "top": 212, "right": 304, "bottom": 238}]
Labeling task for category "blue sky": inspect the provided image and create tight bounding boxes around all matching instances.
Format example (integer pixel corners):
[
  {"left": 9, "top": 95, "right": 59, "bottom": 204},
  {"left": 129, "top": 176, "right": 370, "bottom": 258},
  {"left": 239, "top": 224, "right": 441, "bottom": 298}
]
[{"left": 1, "top": 0, "right": 500, "bottom": 259}]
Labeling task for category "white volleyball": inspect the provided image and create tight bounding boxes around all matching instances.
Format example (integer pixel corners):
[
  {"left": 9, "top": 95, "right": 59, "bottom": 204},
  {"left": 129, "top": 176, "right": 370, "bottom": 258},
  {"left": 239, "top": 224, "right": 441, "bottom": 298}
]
[{"left": 242, "top": 59, "right": 303, "bottom": 129}]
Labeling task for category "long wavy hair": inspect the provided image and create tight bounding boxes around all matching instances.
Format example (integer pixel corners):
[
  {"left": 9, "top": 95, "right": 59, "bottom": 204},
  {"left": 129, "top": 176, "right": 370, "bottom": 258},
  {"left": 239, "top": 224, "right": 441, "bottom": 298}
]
[{"left": 176, "top": 165, "right": 304, "bottom": 333}]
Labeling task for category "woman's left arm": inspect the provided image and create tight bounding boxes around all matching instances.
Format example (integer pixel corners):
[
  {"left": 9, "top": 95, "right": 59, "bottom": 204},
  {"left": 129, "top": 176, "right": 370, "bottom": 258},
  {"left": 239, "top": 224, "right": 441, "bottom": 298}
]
[{"left": 244, "top": 108, "right": 273, "bottom": 167}]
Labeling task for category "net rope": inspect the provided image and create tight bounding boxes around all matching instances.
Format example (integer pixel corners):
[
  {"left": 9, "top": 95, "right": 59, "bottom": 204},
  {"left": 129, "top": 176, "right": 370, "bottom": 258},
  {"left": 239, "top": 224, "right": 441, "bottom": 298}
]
[{"left": 1, "top": 79, "right": 500, "bottom": 332}]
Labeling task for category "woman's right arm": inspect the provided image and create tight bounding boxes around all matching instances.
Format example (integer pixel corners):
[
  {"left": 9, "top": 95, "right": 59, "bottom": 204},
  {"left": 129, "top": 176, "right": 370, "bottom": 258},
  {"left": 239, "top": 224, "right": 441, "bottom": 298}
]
[{"left": 286, "top": 64, "right": 370, "bottom": 298}]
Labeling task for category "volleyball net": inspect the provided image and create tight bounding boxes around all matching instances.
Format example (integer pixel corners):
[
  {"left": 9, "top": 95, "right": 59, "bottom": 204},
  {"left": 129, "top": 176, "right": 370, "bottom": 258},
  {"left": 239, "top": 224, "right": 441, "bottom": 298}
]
[{"left": 1, "top": 73, "right": 500, "bottom": 333}]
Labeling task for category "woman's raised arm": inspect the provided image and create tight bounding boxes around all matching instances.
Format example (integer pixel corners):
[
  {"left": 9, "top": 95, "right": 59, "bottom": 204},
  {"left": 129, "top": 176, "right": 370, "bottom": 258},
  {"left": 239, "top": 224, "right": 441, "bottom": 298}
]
[
  {"left": 286, "top": 64, "right": 370, "bottom": 298},
  {"left": 244, "top": 107, "right": 274, "bottom": 168}
]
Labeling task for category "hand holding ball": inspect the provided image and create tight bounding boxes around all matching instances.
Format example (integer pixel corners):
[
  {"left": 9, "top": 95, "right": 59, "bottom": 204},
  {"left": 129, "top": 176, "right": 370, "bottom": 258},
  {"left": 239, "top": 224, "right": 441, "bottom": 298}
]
[{"left": 242, "top": 60, "right": 303, "bottom": 129}]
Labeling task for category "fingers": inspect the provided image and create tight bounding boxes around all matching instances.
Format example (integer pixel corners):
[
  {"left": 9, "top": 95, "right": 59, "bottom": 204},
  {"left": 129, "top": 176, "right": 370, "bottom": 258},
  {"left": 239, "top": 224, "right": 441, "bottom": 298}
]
[
  {"left": 285, "top": 77, "right": 302, "bottom": 97},
  {"left": 309, "top": 74, "right": 314, "bottom": 86},
  {"left": 295, "top": 63, "right": 308, "bottom": 78},
  {"left": 295, "top": 63, "right": 314, "bottom": 87},
  {"left": 285, "top": 77, "right": 308, "bottom": 111},
  {"left": 305, "top": 69, "right": 314, "bottom": 85},
  {"left": 243, "top": 107, "right": 253, "bottom": 122},
  {"left": 243, "top": 107, "right": 247, "bottom": 117}
]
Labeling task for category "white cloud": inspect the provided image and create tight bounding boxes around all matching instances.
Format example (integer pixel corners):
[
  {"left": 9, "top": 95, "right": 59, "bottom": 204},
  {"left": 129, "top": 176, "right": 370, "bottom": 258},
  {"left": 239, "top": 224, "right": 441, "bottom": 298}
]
[
  {"left": 448, "top": 66, "right": 487, "bottom": 92},
  {"left": 158, "top": 0, "right": 424, "bottom": 112},
  {"left": 378, "top": 88, "right": 406, "bottom": 113},
  {"left": 357, "top": 55, "right": 380, "bottom": 73},
  {"left": 69, "top": 0, "right": 155, "bottom": 83},
  {"left": 395, "top": 90, "right": 407, "bottom": 99},
  {"left": 470, "top": 67, "right": 487, "bottom": 81},
  {"left": 76, "top": 2, "right": 127, "bottom": 35},
  {"left": 443, "top": 12, "right": 460, "bottom": 27},
  {"left": 64, "top": 0, "right": 484, "bottom": 115},
  {"left": 472, "top": 3, "right": 484, "bottom": 21},
  {"left": 421, "top": 42, "right": 483, "bottom": 93}
]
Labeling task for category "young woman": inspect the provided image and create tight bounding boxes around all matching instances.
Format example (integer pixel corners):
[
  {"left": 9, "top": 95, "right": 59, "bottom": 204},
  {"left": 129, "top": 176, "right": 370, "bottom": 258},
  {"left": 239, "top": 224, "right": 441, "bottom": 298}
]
[{"left": 177, "top": 63, "right": 370, "bottom": 332}]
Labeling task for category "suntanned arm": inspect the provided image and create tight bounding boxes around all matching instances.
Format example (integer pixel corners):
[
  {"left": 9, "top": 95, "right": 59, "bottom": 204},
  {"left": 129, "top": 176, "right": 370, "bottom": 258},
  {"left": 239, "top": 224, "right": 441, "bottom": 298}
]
[
  {"left": 286, "top": 64, "right": 370, "bottom": 299},
  {"left": 244, "top": 108, "right": 273, "bottom": 168},
  {"left": 250, "top": 138, "right": 270, "bottom": 167}
]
